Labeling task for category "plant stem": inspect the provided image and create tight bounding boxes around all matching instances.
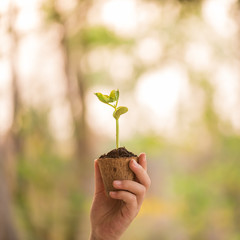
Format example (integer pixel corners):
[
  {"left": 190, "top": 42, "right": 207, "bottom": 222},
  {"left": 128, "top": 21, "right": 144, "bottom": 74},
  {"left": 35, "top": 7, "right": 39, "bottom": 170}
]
[
  {"left": 116, "top": 119, "right": 119, "bottom": 149},
  {"left": 106, "top": 103, "right": 115, "bottom": 108}
]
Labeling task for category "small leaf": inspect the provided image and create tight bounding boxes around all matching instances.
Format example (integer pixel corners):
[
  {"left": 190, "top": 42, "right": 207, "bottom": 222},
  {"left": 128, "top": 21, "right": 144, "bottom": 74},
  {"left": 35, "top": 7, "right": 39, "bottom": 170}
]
[
  {"left": 95, "top": 93, "right": 111, "bottom": 103},
  {"left": 109, "top": 89, "right": 119, "bottom": 102},
  {"left": 115, "top": 90, "right": 119, "bottom": 101},
  {"left": 110, "top": 90, "right": 116, "bottom": 100},
  {"left": 103, "top": 94, "right": 116, "bottom": 103},
  {"left": 113, "top": 106, "right": 128, "bottom": 120}
]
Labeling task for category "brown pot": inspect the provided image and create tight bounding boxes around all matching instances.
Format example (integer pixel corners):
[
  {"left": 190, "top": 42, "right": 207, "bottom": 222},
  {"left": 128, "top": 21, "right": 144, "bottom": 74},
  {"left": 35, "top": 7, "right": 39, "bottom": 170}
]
[{"left": 97, "top": 156, "right": 139, "bottom": 195}]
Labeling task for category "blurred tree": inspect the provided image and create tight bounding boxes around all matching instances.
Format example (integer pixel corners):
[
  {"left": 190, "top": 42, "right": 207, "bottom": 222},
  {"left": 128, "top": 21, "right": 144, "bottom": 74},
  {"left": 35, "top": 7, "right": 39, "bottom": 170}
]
[
  {"left": 41, "top": 0, "right": 134, "bottom": 239},
  {"left": 0, "top": 3, "right": 21, "bottom": 240},
  {"left": 0, "top": 169, "right": 18, "bottom": 240},
  {"left": 42, "top": 0, "right": 91, "bottom": 167}
]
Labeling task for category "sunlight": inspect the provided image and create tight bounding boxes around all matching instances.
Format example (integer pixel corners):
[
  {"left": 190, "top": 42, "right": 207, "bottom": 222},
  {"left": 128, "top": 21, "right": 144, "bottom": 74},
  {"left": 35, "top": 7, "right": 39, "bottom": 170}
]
[
  {"left": 135, "top": 64, "right": 189, "bottom": 134},
  {"left": 0, "top": 60, "right": 12, "bottom": 136},
  {"left": 109, "top": 51, "right": 134, "bottom": 83},
  {"left": 87, "top": 48, "right": 133, "bottom": 83},
  {"left": 135, "top": 36, "right": 163, "bottom": 65},
  {"left": 185, "top": 41, "right": 212, "bottom": 71},
  {"left": 0, "top": 0, "right": 8, "bottom": 13},
  {"left": 101, "top": 0, "right": 138, "bottom": 35},
  {"left": 48, "top": 100, "right": 73, "bottom": 141},
  {"left": 202, "top": 0, "right": 237, "bottom": 37},
  {"left": 100, "top": 0, "right": 160, "bottom": 36},
  {"left": 213, "top": 64, "right": 240, "bottom": 130}
]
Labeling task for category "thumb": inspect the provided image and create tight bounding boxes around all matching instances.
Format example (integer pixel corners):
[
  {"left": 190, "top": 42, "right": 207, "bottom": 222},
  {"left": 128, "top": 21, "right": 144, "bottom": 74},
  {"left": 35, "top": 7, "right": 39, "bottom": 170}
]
[{"left": 94, "top": 159, "right": 105, "bottom": 194}]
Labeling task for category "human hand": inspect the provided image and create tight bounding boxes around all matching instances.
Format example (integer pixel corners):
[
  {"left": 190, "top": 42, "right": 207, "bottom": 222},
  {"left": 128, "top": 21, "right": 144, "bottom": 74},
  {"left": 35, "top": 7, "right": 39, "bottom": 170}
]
[{"left": 89, "top": 153, "right": 151, "bottom": 240}]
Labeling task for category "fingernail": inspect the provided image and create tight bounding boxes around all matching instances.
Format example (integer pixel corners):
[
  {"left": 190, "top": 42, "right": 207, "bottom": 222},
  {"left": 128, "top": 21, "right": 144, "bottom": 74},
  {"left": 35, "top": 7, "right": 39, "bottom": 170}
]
[
  {"left": 132, "top": 159, "right": 139, "bottom": 167},
  {"left": 109, "top": 191, "right": 117, "bottom": 197},
  {"left": 113, "top": 180, "right": 121, "bottom": 187}
]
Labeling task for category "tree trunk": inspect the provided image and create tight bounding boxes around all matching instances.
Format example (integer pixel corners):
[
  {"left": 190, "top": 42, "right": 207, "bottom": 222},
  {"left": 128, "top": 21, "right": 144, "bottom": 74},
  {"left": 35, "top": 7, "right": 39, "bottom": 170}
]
[
  {"left": 0, "top": 4, "right": 22, "bottom": 240},
  {"left": 60, "top": 25, "right": 90, "bottom": 240},
  {"left": 60, "top": 27, "right": 89, "bottom": 173},
  {"left": 0, "top": 137, "right": 19, "bottom": 240}
]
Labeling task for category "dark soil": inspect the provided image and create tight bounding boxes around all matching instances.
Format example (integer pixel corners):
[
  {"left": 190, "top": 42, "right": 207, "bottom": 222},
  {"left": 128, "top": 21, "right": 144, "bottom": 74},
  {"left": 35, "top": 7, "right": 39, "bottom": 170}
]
[{"left": 99, "top": 147, "right": 137, "bottom": 159}]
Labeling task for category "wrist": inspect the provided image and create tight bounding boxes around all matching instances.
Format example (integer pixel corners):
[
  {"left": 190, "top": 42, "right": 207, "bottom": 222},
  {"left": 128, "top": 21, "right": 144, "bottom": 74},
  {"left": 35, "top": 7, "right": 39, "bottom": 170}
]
[
  {"left": 90, "top": 231, "right": 120, "bottom": 240},
  {"left": 89, "top": 232, "right": 104, "bottom": 240},
  {"left": 89, "top": 233, "right": 97, "bottom": 240},
  {"left": 89, "top": 233, "right": 107, "bottom": 240}
]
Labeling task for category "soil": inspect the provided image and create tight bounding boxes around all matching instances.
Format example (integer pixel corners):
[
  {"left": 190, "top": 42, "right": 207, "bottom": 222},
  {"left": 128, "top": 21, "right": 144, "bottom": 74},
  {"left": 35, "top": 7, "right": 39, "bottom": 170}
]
[{"left": 99, "top": 147, "right": 137, "bottom": 159}]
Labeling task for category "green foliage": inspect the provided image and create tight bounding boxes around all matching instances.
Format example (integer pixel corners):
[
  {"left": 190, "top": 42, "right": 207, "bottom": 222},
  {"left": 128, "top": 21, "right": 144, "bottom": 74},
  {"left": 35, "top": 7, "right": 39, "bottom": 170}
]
[
  {"left": 41, "top": 1, "right": 63, "bottom": 24},
  {"left": 94, "top": 90, "right": 119, "bottom": 104},
  {"left": 95, "top": 89, "right": 128, "bottom": 148},
  {"left": 124, "top": 134, "right": 166, "bottom": 155},
  {"left": 95, "top": 92, "right": 112, "bottom": 103},
  {"left": 113, "top": 106, "right": 128, "bottom": 120},
  {"left": 13, "top": 109, "right": 88, "bottom": 240},
  {"left": 68, "top": 26, "right": 133, "bottom": 49},
  {"left": 170, "top": 133, "right": 240, "bottom": 239}
]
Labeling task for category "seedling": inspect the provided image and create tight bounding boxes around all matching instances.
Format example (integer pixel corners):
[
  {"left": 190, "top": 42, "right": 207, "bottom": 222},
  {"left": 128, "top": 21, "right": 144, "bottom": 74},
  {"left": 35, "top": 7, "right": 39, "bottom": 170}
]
[{"left": 94, "top": 89, "right": 128, "bottom": 149}]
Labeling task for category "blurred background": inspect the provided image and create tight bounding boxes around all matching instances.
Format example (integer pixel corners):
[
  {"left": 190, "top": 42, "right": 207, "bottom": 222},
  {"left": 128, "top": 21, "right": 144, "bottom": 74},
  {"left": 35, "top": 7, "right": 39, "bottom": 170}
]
[{"left": 0, "top": 0, "right": 240, "bottom": 239}]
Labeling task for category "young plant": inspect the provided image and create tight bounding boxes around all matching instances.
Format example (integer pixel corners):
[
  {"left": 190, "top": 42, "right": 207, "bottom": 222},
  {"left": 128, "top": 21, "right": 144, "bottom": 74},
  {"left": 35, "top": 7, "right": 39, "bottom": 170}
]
[{"left": 94, "top": 89, "right": 128, "bottom": 149}]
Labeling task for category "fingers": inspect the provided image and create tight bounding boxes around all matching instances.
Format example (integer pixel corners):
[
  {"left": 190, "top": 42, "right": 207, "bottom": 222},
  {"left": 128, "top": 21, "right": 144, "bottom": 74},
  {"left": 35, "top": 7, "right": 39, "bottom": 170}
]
[
  {"left": 138, "top": 153, "right": 147, "bottom": 171},
  {"left": 94, "top": 159, "right": 105, "bottom": 194},
  {"left": 110, "top": 154, "right": 151, "bottom": 207},
  {"left": 130, "top": 158, "right": 151, "bottom": 190},
  {"left": 113, "top": 180, "right": 146, "bottom": 205},
  {"left": 109, "top": 191, "right": 138, "bottom": 215}
]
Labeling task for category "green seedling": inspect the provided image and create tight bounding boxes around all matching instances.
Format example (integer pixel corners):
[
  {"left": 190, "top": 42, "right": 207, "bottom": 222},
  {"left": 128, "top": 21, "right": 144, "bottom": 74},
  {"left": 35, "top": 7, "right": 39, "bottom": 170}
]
[{"left": 94, "top": 89, "right": 128, "bottom": 149}]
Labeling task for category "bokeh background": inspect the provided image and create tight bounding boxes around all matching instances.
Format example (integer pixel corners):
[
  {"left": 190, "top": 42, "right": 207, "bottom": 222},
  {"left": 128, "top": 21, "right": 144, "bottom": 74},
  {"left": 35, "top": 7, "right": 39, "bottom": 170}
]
[{"left": 1, "top": 0, "right": 240, "bottom": 239}]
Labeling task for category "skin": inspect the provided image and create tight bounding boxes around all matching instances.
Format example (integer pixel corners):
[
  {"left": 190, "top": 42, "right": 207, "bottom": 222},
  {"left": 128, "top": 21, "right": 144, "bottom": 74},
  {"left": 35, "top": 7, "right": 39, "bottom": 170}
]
[{"left": 90, "top": 153, "right": 151, "bottom": 240}]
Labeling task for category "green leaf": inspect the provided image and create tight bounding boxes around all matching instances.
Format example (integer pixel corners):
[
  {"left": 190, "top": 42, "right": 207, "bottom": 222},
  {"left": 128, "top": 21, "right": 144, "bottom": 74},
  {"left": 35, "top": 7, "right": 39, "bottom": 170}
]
[
  {"left": 95, "top": 93, "right": 110, "bottom": 103},
  {"left": 104, "top": 94, "right": 116, "bottom": 103},
  {"left": 109, "top": 89, "right": 119, "bottom": 102},
  {"left": 113, "top": 106, "right": 128, "bottom": 120}
]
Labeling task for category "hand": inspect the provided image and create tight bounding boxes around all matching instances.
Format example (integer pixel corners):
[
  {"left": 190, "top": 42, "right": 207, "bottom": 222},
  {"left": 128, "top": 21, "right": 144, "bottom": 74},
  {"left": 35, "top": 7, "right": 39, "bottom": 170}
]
[{"left": 90, "top": 153, "right": 151, "bottom": 240}]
